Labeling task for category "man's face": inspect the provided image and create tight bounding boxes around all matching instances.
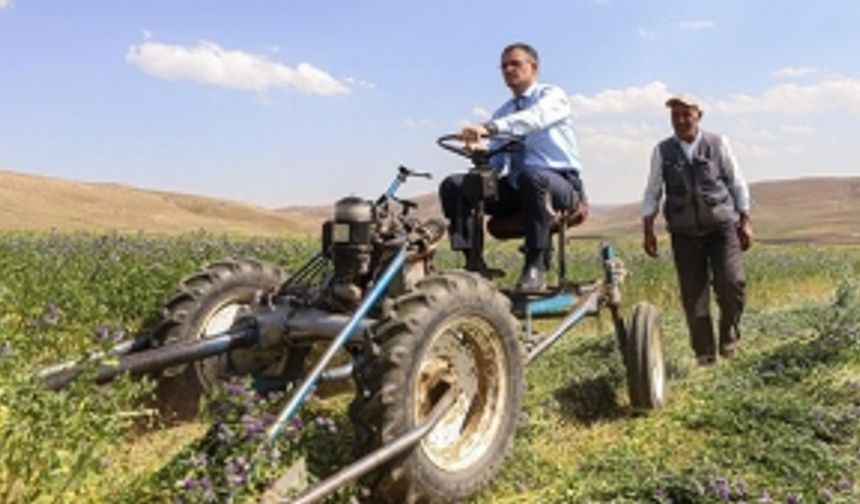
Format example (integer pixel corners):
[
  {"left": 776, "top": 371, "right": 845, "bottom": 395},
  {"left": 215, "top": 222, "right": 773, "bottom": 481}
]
[
  {"left": 670, "top": 104, "right": 702, "bottom": 141},
  {"left": 500, "top": 48, "right": 537, "bottom": 94}
]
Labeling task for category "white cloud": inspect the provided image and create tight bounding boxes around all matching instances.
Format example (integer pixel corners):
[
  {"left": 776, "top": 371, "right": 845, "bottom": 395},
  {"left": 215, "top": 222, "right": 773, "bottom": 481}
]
[
  {"left": 472, "top": 106, "right": 490, "bottom": 120},
  {"left": 126, "top": 39, "right": 349, "bottom": 96},
  {"left": 0, "top": 0, "right": 13, "bottom": 9},
  {"left": 344, "top": 76, "right": 377, "bottom": 90},
  {"left": 772, "top": 66, "right": 818, "bottom": 79},
  {"left": 569, "top": 81, "right": 671, "bottom": 117},
  {"left": 569, "top": 77, "right": 860, "bottom": 204},
  {"left": 714, "top": 77, "right": 860, "bottom": 115},
  {"left": 679, "top": 20, "right": 715, "bottom": 31},
  {"left": 636, "top": 27, "right": 656, "bottom": 40}
]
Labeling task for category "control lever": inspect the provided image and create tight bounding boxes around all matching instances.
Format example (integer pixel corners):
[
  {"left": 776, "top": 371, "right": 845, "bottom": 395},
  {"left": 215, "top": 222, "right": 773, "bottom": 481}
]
[{"left": 398, "top": 165, "right": 432, "bottom": 180}]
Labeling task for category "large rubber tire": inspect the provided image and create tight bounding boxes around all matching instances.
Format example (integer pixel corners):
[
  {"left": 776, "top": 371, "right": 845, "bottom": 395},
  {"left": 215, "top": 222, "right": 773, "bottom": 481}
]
[
  {"left": 350, "top": 271, "right": 524, "bottom": 503},
  {"left": 625, "top": 302, "right": 666, "bottom": 410},
  {"left": 151, "top": 259, "right": 286, "bottom": 419}
]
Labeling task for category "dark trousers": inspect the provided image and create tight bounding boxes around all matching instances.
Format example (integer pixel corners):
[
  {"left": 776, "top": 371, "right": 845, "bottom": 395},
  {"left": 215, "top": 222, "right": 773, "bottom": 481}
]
[
  {"left": 439, "top": 168, "right": 580, "bottom": 252},
  {"left": 670, "top": 224, "right": 746, "bottom": 358}
]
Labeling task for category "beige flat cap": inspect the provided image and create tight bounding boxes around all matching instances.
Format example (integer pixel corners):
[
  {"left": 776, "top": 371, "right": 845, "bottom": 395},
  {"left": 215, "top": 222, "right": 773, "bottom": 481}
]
[{"left": 665, "top": 93, "right": 703, "bottom": 110}]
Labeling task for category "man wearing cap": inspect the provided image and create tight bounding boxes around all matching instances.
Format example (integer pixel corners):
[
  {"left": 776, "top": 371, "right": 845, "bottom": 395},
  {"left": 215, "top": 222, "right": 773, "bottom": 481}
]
[
  {"left": 439, "top": 42, "right": 584, "bottom": 293},
  {"left": 642, "top": 94, "right": 754, "bottom": 365}
]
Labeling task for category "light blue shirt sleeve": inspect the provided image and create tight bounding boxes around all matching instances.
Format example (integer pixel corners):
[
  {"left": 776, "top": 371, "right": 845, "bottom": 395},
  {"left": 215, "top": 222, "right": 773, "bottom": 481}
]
[
  {"left": 486, "top": 83, "right": 582, "bottom": 174},
  {"left": 490, "top": 85, "right": 572, "bottom": 136}
]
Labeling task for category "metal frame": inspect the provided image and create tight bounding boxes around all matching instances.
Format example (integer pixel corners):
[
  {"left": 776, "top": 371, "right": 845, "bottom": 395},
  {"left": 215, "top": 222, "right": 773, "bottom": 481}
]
[{"left": 38, "top": 162, "right": 633, "bottom": 504}]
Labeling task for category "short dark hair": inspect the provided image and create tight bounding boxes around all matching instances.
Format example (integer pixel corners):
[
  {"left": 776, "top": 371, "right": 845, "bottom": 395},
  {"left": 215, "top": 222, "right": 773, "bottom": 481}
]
[{"left": 502, "top": 42, "right": 539, "bottom": 63}]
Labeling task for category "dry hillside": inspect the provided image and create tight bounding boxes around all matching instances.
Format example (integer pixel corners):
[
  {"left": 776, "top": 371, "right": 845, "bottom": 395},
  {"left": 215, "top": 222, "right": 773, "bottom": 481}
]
[
  {"left": 280, "top": 177, "right": 860, "bottom": 243},
  {"left": 0, "top": 169, "right": 309, "bottom": 236},
  {"left": 2, "top": 168, "right": 857, "bottom": 242},
  {"left": 575, "top": 177, "right": 860, "bottom": 243}
]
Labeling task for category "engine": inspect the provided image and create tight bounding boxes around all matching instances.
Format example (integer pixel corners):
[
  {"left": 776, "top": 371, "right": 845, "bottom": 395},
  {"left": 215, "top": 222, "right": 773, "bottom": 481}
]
[{"left": 322, "top": 196, "right": 376, "bottom": 304}]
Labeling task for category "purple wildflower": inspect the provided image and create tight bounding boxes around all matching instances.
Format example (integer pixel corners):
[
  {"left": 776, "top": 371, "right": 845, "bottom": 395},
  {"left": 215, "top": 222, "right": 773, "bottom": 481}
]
[
  {"left": 95, "top": 324, "right": 110, "bottom": 341},
  {"left": 786, "top": 494, "right": 799, "bottom": 504},
  {"left": 224, "top": 381, "right": 250, "bottom": 398},
  {"left": 0, "top": 341, "right": 12, "bottom": 357},
  {"left": 819, "top": 488, "right": 833, "bottom": 501},
  {"left": 291, "top": 417, "right": 305, "bottom": 431},
  {"left": 225, "top": 456, "right": 249, "bottom": 487},
  {"left": 241, "top": 413, "right": 265, "bottom": 437},
  {"left": 714, "top": 478, "right": 731, "bottom": 501}
]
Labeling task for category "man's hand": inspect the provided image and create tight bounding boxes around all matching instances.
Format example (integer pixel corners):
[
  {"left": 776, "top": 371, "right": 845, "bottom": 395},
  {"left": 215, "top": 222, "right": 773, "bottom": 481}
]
[
  {"left": 737, "top": 214, "right": 754, "bottom": 251},
  {"left": 642, "top": 215, "right": 659, "bottom": 258},
  {"left": 458, "top": 124, "right": 489, "bottom": 151}
]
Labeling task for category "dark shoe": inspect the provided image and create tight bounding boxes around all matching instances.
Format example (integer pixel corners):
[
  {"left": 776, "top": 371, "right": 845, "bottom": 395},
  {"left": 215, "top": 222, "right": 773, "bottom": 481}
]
[
  {"left": 514, "top": 265, "right": 546, "bottom": 293},
  {"left": 696, "top": 355, "right": 716, "bottom": 366}
]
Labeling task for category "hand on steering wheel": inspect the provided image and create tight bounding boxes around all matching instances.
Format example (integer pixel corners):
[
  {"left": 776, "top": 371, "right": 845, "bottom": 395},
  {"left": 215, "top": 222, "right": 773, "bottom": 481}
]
[
  {"left": 437, "top": 130, "right": 523, "bottom": 161},
  {"left": 458, "top": 124, "right": 490, "bottom": 151}
]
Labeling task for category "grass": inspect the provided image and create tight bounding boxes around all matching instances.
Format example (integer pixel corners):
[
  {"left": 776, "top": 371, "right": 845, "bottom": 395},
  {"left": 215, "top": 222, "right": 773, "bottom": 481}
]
[
  {"left": 477, "top": 284, "right": 859, "bottom": 503},
  {"left": 0, "top": 232, "right": 858, "bottom": 502}
]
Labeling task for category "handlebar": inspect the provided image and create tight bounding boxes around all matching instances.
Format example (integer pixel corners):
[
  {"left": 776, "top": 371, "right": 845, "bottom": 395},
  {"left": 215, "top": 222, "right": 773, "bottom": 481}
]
[{"left": 436, "top": 133, "right": 524, "bottom": 164}]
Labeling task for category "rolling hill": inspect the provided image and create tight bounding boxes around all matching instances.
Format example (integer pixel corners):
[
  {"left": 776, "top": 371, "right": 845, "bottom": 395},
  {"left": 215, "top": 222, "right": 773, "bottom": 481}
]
[
  {"left": 1, "top": 168, "right": 858, "bottom": 243},
  {"left": 0, "top": 169, "right": 309, "bottom": 236},
  {"left": 279, "top": 176, "right": 860, "bottom": 244}
]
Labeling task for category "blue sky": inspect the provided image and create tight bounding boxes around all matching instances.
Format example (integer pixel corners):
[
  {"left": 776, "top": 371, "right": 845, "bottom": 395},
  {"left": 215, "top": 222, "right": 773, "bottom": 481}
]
[{"left": 1, "top": 1, "right": 859, "bottom": 208}]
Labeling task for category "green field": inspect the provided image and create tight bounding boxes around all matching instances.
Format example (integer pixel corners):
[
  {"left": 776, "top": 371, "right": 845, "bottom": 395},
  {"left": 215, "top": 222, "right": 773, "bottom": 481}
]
[{"left": 0, "top": 231, "right": 858, "bottom": 503}]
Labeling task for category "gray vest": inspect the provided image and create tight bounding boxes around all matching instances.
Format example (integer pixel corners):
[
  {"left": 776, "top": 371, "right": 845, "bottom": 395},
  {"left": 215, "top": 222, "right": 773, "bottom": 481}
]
[{"left": 660, "top": 131, "right": 737, "bottom": 235}]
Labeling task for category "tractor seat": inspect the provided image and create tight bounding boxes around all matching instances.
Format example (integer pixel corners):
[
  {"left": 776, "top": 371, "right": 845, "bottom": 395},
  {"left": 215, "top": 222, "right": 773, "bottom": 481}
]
[{"left": 487, "top": 200, "right": 589, "bottom": 240}]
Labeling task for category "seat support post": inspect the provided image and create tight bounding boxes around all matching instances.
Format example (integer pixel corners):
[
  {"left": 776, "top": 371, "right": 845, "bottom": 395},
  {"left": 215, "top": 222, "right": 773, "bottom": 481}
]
[{"left": 558, "top": 211, "right": 567, "bottom": 284}]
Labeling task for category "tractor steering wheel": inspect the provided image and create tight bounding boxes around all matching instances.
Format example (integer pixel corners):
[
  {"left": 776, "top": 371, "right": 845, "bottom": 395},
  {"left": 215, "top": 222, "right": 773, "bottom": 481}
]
[{"left": 436, "top": 133, "right": 524, "bottom": 161}]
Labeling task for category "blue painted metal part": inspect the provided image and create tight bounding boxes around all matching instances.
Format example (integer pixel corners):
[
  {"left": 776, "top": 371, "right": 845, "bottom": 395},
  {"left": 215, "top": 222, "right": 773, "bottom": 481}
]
[
  {"left": 518, "top": 293, "right": 577, "bottom": 342},
  {"left": 601, "top": 242, "right": 614, "bottom": 261},
  {"left": 526, "top": 293, "right": 577, "bottom": 316},
  {"left": 264, "top": 245, "right": 407, "bottom": 444},
  {"left": 384, "top": 176, "right": 404, "bottom": 200},
  {"left": 526, "top": 290, "right": 600, "bottom": 365},
  {"left": 601, "top": 243, "right": 615, "bottom": 284}
]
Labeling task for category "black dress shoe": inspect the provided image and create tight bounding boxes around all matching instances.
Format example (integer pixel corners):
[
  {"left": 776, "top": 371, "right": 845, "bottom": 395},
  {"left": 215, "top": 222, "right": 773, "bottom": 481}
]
[{"left": 514, "top": 265, "right": 546, "bottom": 293}]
